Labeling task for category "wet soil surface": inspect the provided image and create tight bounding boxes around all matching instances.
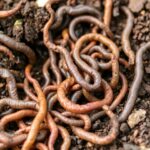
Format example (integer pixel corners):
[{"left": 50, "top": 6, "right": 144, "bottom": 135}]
[{"left": 0, "top": 0, "right": 150, "bottom": 149}]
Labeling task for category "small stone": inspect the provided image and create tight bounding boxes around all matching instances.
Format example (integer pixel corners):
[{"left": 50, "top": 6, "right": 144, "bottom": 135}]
[
  {"left": 36, "top": 0, "right": 48, "bottom": 7},
  {"left": 127, "top": 109, "right": 146, "bottom": 128},
  {"left": 86, "top": 142, "right": 93, "bottom": 147},
  {"left": 145, "top": 66, "right": 150, "bottom": 74},
  {"left": 120, "top": 123, "right": 130, "bottom": 133},
  {"left": 129, "top": 0, "right": 146, "bottom": 13}
]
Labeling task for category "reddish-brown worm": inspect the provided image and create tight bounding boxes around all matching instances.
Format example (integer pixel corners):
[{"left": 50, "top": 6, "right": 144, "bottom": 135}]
[
  {"left": 57, "top": 77, "right": 113, "bottom": 114},
  {"left": 73, "top": 33, "right": 119, "bottom": 88},
  {"left": 0, "top": 98, "right": 38, "bottom": 111},
  {"left": 71, "top": 90, "right": 82, "bottom": 103},
  {"left": 0, "top": 0, "right": 26, "bottom": 18},
  {"left": 121, "top": 6, "right": 135, "bottom": 65},
  {"left": 0, "top": 110, "right": 37, "bottom": 130},
  {"left": 71, "top": 105, "right": 119, "bottom": 145},
  {"left": 36, "top": 143, "right": 48, "bottom": 150},
  {"left": 24, "top": 79, "right": 38, "bottom": 102},
  {"left": 48, "top": 94, "right": 57, "bottom": 110},
  {"left": 42, "top": 58, "right": 51, "bottom": 89},
  {"left": 47, "top": 113, "right": 58, "bottom": 150},
  {"left": 0, "top": 68, "right": 18, "bottom": 99},
  {"left": 119, "top": 42, "right": 150, "bottom": 122},
  {"left": 0, "top": 45, "right": 14, "bottom": 61},
  {"left": 91, "top": 72, "right": 128, "bottom": 121},
  {"left": 0, "top": 32, "right": 36, "bottom": 65},
  {"left": 54, "top": 111, "right": 91, "bottom": 130},
  {"left": 22, "top": 64, "right": 47, "bottom": 150},
  {"left": 103, "top": 0, "right": 113, "bottom": 27},
  {"left": 69, "top": 15, "right": 113, "bottom": 41},
  {"left": 44, "top": 4, "right": 101, "bottom": 92},
  {"left": 51, "top": 4, "right": 101, "bottom": 29},
  {"left": 57, "top": 125, "right": 71, "bottom": 150}
]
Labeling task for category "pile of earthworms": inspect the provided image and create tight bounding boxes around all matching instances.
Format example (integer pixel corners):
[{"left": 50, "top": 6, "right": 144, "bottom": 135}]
[{"left": 0, "top": 0, "right": 150, "bottom": 149}]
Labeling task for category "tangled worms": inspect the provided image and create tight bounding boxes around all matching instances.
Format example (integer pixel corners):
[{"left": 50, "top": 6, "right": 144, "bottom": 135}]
[{"left": 0, "top": 0, "right": 146, "bottom": 149}]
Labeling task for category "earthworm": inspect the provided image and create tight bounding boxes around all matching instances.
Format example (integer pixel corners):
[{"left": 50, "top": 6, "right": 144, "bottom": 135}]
[
  {"left": 47, "top": 113, "right": 58, "bottom": 150},
  {"left": 73, "top": 33, "right": 119, "bottom": 88},
  {"left": 121, "top": 6, "right": 135, "bottom": 65},
  {"left": 48, "top": 94, "right": 57, "bottom": 110},
  {"left": 71, "top": 105, "right": 119, "bottom": 145},
  {"left": 0, "top": 98, "right": 38, "bottom": 111},
  {"left": 0, "top": 45, "right": 14, "bottom": 61},
  {"left": 57, "top": 125, "right": 71, "bottom": 150},
  {"left": 42, "top": 59, "right": 51, "bottom": 89},
  {"left": 119, "top": 42, "right": 150, "bottom": 122},
  {"left": 91, "top": 72, "right": 128, "bottom": 121},
  {"left": 36, "top": 143, "right": 48, "bottom": 150},
  {"left": 57, "top": 77, "right": 113, "bottom": 113},
  {"left": 22, "top": 65, "right": 47, "bottom": 150},
  {"left": 0, "top": 32, "right": 36, "bottom": 65},
  {"left": 24, "top": 79, "right": 38, "bottom": 101},
  {"left": 0, "top": 0, "right": 26, "bottom": 18},
  {"left": 103, "top": 0, "right": 113, "bottom": 27},
  {"left": 69, "top": 15, "right": 113, "bottom": 41},
  {"left": 51, "top": 4, "right": 101, "bottom": 29},
  {"left": 71, "top": 90, "right": 82, "bottom": 103},
  {"left": 0, "top": 110, "right": 37, "bottom": 130},
  {"left": 44, "top": 4, "right": 102, "bottom": 91},
  {"left": 0, "top": 68, "right": 18, "bottom": 99}
]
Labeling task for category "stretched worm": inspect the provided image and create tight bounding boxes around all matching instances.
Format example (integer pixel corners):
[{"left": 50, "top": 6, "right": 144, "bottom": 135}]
[
  {"left": 42, "top": 59, "right": 51, "bottom": 89},
  {"left": 0, "top": 98, "right": 38, "bottom": 111},
  {"left": 0, "top": 0, "right": 26, "bottom": 18},
  {"left": 24, "top": 79, "right": 38, "bottom": 102},
  {"left": 121, "top": 6, "right": 135, "bottom": 65},
  {"left": 119, "top": 42, "right": 150, "bottom": 122},
  {"left": 44, "top": 7, "right": 101, "bottom": 91},
  {"left": 0, "top": 110, "right": 37, "bottom": 130},
  {"left": 73, "top": 33, "right": 119, "bottom": 88},
  {"left": 57, "top": 77, "right": 113, "bottom": 113},
  {"left": 103, "top": 0, "right": 113, "bottom": 27},
  {"left": 22, "top": 65, "right": 47, "bottom": 150},
  {"left": 71, "top": 105, "right": 119, "bottom": 145},
  {"left": 57, "top": 125, "right": 71, "bottom": 150},
  {"left": 69, "top": 15, "right": 113, "bottom": 41},
  {"left": 0, "top": 32, "right": 36, "bottom": 65},
  {"left": 47, "top": 113, "right": 58, "bottom": 150},
  {"left": 91, "top": 72, "right": 128, "bottom": 121},
  {"left": 51, "top": 4, "right": 101, "bottom": 29},
  {"left": 0, "top": 45, "right": 14, "bottom": 61}
]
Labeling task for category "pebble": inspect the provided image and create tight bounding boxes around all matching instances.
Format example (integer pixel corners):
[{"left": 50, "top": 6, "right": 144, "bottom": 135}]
[
  {"left": 123, "top": 143, "right": 140, "bottom": 150},
  {"left": 129, "top": 0, "right": 146, "bottom": 13},
  {"left": 127, "top": 109, "right": 146, "bottom": 128},
  {"left": 120, "top": 123, "right": 130, "bottom": 133}
]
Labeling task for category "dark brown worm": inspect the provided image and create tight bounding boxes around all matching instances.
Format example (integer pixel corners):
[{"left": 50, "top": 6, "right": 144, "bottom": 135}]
[
  {"left": 69, "top": 15, "right": 113, "bottom": 41},
  {"left": 42, "top": 59, "right": 51, "bottom": 89},
  {"left": 0, "top": 32, "right": 36, "bottom": 65},
  {"left": 121, "top": 6, "right": 135, "bottom": 65},
  {"left": 0, "top": 68, "right": 18, "bottom": 99},
  {"left": 71, "top": 105, "right": 119, "bottom": 145},
  {"left": 48, "top": 94, "right": 57, "bottom": 110},
  {"left": 71, "top": 90, "right": 82, "bottom": 103},
  {"left": 57, "top": 125, "right": 71, "bottom": 150},
  {"left": 44, "top": 6, "right": 101, "bottom": 92},
  {"left": 119, "top": 42, "right": 150, "bottom": 122},
  {"left": 0, "top": 98, "right": 38, "bottom": 111},
  {"left": 103, "top": 0, "right": 113, "bottom": 27},
  {"left": 57, "top": 77, "right": 113, "bottom": 113},
  {"left": 0, "top": 0, "right": 26, "bottom": 18},
  {"left": 73, "top": 33, "right": 119, "bottom": 88},
  {"left": 91, "top": 72, "right": 128, "bottom": 121},
  {"left": 0, "top": 45, "right": 14, "bottom": 61},
  {"left": 51, "top": 4, "right": 101, "bottom": 29},
  {"left": 47, "top": 113, "right": 58, "bottom": 150},
  {"left": 22, "top": 65, "right": 47, "bottom": 150}
]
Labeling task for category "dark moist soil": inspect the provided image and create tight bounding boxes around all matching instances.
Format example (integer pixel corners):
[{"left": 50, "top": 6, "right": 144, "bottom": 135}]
[{"left": 0, "top": 0, "right": 150, "bottom": 150}]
